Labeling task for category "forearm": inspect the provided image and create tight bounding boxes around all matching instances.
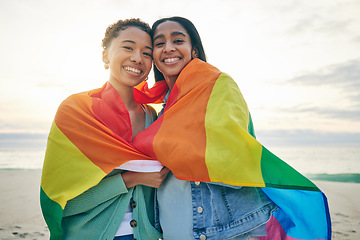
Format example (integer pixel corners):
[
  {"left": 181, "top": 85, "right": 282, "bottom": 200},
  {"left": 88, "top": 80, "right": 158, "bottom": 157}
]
[
  {"left": 63, "top": 168, "right": 169, "bottom": 216},
  {"left": 122, "top": 167, "right": 170, "bottom": 189},
  {"left": 63, "top": 173, "right": 128, "bottom": 216}
]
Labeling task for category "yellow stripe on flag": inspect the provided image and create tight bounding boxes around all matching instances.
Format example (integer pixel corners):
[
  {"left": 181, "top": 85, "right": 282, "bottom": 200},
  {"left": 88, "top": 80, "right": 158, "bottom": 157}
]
[
  {"left": 41, "top": 121, "right": 106, "bottom": 209},
  {"left": 205, "top": 73, "right": 265, "bottom": 186}
]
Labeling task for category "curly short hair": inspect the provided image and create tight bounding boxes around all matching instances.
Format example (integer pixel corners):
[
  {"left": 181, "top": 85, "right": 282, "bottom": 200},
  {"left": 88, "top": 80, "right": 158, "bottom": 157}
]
[{"left": 102, "top": 18, "right": 152, "bottom": 50}]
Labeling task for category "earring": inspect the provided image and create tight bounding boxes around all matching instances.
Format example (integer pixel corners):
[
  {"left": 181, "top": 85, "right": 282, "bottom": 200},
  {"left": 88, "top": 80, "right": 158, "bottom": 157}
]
[{"left": 104, "top": 60, "right": 109, "bottom": 69}]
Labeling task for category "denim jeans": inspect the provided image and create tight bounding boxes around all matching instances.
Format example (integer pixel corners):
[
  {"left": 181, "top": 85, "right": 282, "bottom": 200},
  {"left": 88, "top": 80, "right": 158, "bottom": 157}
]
[
  {"left": 155, "top": 173, "right": 278, "bottom": 240},
  {"left": 114, "top": 235, "right": 133, "bottom": 240}
]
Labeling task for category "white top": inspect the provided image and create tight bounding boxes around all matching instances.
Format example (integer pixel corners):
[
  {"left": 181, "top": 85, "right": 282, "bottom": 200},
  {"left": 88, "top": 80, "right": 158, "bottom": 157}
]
[
  {"left": 115, "top": 205, "right": 134, "bottom": 236},
  {"left": 115, "top": 104, "right": 156, "bottom": 237}
]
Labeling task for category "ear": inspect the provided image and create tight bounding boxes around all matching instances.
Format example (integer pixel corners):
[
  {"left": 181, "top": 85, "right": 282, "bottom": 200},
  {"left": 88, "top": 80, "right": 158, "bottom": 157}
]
[
  {"left": 192, "top": 47, "right": 198, "bottom": 58},
  {"left": 102, "top": 50, "right": 108, "bottom": 63}
]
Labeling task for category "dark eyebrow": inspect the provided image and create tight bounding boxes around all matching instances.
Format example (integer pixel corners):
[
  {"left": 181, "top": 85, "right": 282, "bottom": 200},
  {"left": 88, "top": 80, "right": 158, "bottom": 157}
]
[
  {"left": 122, "top": 40, "right": 152, "bottom": 51},
  {"left": 171, "top": 31, "right": 186, "bottom": 37},
  {"left": 153, "top": 31, "right": 187, "bottom": 41},
  {"left": 122, "top": 40, "right": 135, "bottom": 44},
  {"left": 153, "top": 34, "right": 164, "bottom": 41}
]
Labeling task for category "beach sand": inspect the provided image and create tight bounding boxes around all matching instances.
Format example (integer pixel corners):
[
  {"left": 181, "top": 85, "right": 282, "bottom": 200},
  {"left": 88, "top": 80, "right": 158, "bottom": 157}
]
[
  {"left": 0, "top": 170, "right": 48, "bottom": 239},
  {"left": 0, "top": 170, "right": 359, "bottom": 239}
]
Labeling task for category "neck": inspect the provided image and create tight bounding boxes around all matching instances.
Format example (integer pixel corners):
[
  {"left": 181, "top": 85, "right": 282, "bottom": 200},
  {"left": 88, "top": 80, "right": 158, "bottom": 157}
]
[
  {"left": 165, "top": 75, "right": 178, "bottom": 90},
  {"left": 108, "top": 78, "right": 138, "bottom": 110}
]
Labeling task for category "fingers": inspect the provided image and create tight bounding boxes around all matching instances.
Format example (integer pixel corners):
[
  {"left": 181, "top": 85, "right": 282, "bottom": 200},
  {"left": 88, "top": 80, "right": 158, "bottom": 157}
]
[
  {"left": 160, "top": 167, "right": 170, "bottom": 176},
  {"left": 146, "top": 168, "right": 170, "bottom": 188}
]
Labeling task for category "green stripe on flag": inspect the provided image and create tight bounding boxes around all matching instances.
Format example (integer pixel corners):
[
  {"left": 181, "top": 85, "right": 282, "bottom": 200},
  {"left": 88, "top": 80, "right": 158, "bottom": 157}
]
[
  {"left": 40, "top": 187, "right": 64, "bottom": 240},
  {"left": 261, "top": 146, "right": 318, "bottom": 191}
]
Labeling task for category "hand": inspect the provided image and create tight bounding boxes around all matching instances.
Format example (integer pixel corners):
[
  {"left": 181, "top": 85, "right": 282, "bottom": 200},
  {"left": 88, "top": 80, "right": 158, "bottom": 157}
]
[{"left": 122, "top": 167, "right": 170, "bottom": 189}]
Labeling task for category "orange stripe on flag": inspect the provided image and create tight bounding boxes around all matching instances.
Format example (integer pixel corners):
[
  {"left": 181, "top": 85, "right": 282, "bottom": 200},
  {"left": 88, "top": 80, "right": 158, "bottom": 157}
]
[
  {"left": 55, "top": 89, "right": 152, "bottom": 174},
  {"left": 151, "top": 62, "right": 222, "bottom": 181}
]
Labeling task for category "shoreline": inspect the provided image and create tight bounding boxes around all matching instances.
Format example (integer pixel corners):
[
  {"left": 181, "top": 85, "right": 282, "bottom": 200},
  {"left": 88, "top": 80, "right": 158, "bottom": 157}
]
[{"left": 0, "top": 170, "right": 359, "bottom": 239}]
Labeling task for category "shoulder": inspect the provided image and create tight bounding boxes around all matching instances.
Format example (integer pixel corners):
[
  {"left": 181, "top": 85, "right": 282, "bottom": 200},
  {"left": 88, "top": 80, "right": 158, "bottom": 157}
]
[{"left": 59, "top": 85, "right": 105, "bottom": 109}]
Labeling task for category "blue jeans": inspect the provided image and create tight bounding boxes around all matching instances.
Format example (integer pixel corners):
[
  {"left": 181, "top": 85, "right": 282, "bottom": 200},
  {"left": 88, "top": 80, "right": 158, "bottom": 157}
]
[
  {"left": 114, "top": 235, "right": 133, "bottom": 240},
  {"left": 155, "top": 173, "right": 278, "bottom": 240}
]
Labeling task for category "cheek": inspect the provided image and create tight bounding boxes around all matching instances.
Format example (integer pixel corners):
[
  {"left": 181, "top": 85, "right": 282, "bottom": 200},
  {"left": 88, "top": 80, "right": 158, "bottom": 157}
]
[
  {"left": 152, "top": 49, "right": 162, "bottom": 64},
  {"left": 184, "top": 47, "right": 193, "bottom": 61},
  {"left": 144, "top": 58, "right": 153, "bottom": 73},
  {"left": 180, "top": 53, "right": 193, "bottom": 68}
]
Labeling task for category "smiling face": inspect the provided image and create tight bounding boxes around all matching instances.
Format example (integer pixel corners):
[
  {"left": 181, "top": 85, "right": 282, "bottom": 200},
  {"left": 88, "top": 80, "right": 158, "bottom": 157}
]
[
  {"left": 103, "top": 26, "right": 152, "bottom": 90},
  {"left": 152, "top": 21, "right": 196, "bottom": 89}
]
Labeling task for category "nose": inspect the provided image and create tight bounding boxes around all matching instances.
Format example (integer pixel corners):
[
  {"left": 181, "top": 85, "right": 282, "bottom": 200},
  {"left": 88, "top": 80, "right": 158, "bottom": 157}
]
[
  {"left": 164, "top": 41, "right": 175, "bottom": 53},
  {"left": 130, "top": 50, "right": 142, "bottom": 64}
]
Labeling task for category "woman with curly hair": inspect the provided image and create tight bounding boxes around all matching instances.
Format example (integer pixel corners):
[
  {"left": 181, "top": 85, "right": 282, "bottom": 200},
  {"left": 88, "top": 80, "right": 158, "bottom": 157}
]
[{"left": 40, "top": 18, "right": 169, "bottom": 240}]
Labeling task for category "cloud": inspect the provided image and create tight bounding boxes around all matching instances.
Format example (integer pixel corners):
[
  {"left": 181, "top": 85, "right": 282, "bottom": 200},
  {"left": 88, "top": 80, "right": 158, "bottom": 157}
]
[
  {"left": 284, "top": 58, "right": 360, "bottom": 120},
  {"left": 0, "top": 133, "right": 47, "bottom": 149},
  {"left": 1, "top": 0, "right": 359, "bottom": 143},
  {"left": 287, "top": 58, "right": 360, "bottom": 110},
  {"left": 286, "top": 106, "right": 360, "bottom": 121},
  {"left": 290, "top": 58, "right": 360, "bottom": 88},
  {"left": 287, "top": 14, "right": 354, "bottom": 37},
  {"left": 269, "top": 0, "right": 359, "bottom": 36}
]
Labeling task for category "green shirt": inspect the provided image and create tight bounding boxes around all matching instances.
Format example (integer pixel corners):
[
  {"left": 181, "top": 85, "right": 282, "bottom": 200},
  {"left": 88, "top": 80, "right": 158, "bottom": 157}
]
[{"left": 61, "top": 105, "right": 162, "bottom": 240}]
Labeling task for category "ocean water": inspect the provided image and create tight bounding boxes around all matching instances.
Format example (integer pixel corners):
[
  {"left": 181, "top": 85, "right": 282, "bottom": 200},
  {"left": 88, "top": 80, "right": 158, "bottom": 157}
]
[
  {"left": 270, "top": 146, "right": 360, "bottom": 183},
  {"left": 0, "top": 146, "right": 359, "bottom": 183},
  {"left": 0, "top": 148, "right": 45, "bottom": 170}
]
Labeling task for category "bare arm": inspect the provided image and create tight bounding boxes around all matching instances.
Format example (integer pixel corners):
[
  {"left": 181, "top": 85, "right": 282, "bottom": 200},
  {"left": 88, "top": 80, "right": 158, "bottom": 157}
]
[{"left": 122, "top": 167, "right": 170, "bottom": 188}]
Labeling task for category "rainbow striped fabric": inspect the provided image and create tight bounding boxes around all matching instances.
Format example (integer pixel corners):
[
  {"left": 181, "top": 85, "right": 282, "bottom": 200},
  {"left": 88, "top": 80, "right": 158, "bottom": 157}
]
[
  {"left": 133, "top": 59, "right": 331, "bottom": 239},
  {"left": 41, "top": 58, "right": 331, "bottom": 239},
  {"left": 40, "top": 82, "right": 167, "bottom": 239}
]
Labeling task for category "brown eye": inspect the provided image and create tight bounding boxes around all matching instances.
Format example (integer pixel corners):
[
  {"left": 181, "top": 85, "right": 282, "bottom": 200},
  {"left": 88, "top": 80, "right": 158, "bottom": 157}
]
[
  {"left": 174, "top": 39, "right": 184, "bottom": 44},
  {"left": 155, "top": 41, "right": 165, "bottom": 47}
]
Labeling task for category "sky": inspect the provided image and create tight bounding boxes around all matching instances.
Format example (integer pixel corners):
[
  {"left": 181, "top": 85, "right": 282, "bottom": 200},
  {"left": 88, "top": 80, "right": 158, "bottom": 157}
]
[{"left": 0, "top": 0, "right": 359, "bottom": 148}]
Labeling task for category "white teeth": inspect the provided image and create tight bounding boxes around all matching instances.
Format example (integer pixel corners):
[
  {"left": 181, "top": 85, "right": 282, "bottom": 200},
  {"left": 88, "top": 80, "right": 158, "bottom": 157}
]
[
  {"left": 164, "top": 58, "right": 180, "bottom": 63},
  {"left": 124, "top": 66, "right": 141, "bottom": 74}
]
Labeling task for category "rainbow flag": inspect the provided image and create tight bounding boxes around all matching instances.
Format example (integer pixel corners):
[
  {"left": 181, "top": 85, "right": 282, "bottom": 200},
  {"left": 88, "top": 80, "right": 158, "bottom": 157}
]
[
  {"left": 41, "top": 58, "right": 331, "bottom": 239},
  {"left": 133, "top": 59, "right": 332, "bottom": 239},
  {"left": 40, "top": 82, "right": 167, "bottom": 239}
]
